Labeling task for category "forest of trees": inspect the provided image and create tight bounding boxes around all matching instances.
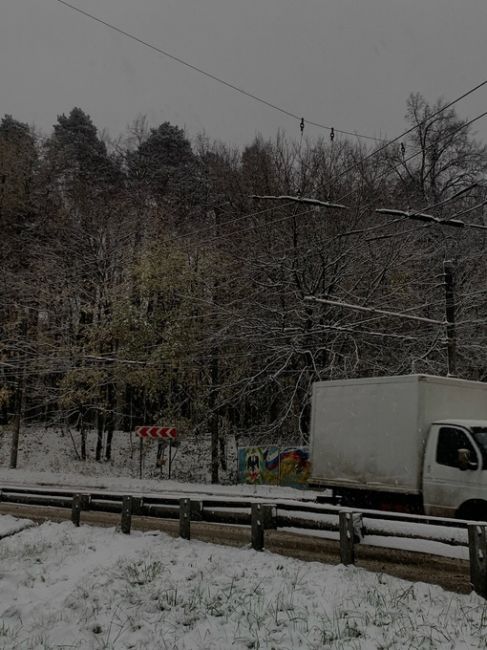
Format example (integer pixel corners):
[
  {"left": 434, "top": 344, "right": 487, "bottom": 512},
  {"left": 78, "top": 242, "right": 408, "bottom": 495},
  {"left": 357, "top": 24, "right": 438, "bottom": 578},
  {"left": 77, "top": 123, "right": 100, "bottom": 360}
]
[{"left": 2, "top": 94, "right": 487, "bottom": 481}]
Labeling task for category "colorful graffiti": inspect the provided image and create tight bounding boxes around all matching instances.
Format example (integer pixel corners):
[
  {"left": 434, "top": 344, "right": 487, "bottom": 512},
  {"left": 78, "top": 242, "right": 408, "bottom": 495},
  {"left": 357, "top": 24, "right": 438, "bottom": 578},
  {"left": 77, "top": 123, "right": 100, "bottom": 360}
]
[
  {"left": 238, "top": 446, "right": 310, "bottom": 488},
  {"left": 279, "top": 447, "right": 311, "bottom": 487},
  {"left": 238, "top": 446, "right": 279, "bottom": 485}
]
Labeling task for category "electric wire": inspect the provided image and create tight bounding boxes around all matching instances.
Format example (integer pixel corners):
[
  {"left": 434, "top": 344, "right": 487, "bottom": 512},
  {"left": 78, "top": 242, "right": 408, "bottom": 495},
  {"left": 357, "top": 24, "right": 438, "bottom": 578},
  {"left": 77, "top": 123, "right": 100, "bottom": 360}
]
[{"left": 54, "top": 0, "right": 379, "bottom": 141}]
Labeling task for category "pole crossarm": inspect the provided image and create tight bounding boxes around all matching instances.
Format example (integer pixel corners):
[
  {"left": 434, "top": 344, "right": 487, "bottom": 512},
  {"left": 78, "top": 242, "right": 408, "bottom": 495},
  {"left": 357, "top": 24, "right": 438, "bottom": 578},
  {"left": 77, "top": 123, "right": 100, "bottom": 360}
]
[
  {"left": 376, "top": 208, "right": 466, "bottom": 228},
  {"left": 251, "top": 195, "right": 349, "bottom": 210},
  {"left": 376, "top": 207, "right": 487, "bottom": 231},
  {"left": 304, "top": 296, "right": 445, "bottom": 326}
]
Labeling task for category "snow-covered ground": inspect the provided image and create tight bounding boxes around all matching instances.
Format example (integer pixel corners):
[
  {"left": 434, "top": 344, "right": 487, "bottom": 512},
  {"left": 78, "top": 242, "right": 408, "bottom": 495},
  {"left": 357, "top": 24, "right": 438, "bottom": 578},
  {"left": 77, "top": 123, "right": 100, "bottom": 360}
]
[
  {"left": 0, "top": 425, "right": 321, "bottom": 501},
  {"left": 0, "top": 425, "right": 239, "bottom": 485},
  {"left": 0, "top": 514, "right": 34, "bottom": 539},
  {"left": 0, "top": 426, "right": 483, "bottom": 647},
  {"left": 0, "top": 517, "right": 485, "bottom": 650},
  {"left": 0, "top": 425, "right": 475, "bottom": 562}
]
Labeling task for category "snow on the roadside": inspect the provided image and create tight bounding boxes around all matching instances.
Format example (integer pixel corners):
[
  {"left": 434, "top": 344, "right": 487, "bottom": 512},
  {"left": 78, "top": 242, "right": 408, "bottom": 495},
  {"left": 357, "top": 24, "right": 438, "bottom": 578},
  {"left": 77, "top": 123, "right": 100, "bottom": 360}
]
[
  {"left": 0, "top": 466, "right": 322, "bottom": 502},
  {"left": 0, "top": 425, "right": 321, "bottom": 501},
  {"left": 0, "top": 518, "right": 484, "bottom": 649},
  {"left": 0, "top": 514, "right": 34, "bottom": 539}
]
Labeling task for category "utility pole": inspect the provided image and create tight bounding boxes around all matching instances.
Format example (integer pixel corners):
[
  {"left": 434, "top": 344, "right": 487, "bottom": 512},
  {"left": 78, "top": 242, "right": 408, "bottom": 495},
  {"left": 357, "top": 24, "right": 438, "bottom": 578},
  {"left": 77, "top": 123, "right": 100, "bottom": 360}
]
[{"left": 443, "top": 260, "right": 457, "bottom": 376}]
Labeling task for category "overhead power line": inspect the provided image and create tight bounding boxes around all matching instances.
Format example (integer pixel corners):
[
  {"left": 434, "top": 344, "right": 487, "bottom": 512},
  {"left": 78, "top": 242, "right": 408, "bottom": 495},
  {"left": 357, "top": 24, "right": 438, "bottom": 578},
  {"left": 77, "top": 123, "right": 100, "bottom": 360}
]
[
  {"left": 376, "top": 207, "right": 487, "bottom": 231},
  {"left": 335, "top": 81, "right": 487, "bottom": 189},
  {"left": 53, "top": 0, "right": 379, "bottom": 141},
  {"left": 190, "top": 108, "right": 487, "bottom": 257},
  {"left": 43, "top": 1, "right": 487, "bottom": 265}
]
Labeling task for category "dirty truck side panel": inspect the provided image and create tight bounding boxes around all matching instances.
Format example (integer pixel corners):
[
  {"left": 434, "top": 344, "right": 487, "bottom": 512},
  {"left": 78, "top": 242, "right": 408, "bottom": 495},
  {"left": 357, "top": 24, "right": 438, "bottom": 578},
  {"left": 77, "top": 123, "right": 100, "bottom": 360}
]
[
  {"left": 310, "top": 376, "right": 422, "bottom": 494},
  {"left": 310, "top": 375, "right": 487, "bottom": 497}
]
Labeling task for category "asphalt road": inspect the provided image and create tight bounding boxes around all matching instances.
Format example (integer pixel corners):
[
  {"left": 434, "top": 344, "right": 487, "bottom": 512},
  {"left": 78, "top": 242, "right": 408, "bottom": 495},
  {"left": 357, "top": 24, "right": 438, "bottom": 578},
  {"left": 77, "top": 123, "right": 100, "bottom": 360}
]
[{"left": 0, "top": 502, "right": 471, "bottom": 594}]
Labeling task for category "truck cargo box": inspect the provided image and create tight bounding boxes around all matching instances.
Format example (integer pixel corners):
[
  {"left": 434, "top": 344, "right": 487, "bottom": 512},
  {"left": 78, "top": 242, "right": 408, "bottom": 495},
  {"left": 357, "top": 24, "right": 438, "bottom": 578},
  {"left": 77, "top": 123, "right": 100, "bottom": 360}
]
[{"left": 309, "top": 375, "right": 487, "bottom": 494}]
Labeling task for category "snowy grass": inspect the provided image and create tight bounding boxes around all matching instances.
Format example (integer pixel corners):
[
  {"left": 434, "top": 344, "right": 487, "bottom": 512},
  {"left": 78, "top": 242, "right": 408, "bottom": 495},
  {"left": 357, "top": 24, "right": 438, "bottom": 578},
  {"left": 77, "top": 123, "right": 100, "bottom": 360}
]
[{"left": 0, "top": 518, "right": 486, "bottom": 649}]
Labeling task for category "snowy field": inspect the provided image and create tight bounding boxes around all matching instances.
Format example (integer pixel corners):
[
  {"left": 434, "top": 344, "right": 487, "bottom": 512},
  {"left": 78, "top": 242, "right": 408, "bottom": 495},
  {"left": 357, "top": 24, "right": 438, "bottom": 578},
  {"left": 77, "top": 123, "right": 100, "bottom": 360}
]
[
  {"left": 0, "top": 517, "right": 485, "bottom": 650},
  {"left": 0, "top": 425, "right": 321, "bottom": 502},
  {"left": 0, "top": 425, "right": 240, "bottom": 485},
  {"left": 0, "top": 424, "right": 484, "bottom": 649}
]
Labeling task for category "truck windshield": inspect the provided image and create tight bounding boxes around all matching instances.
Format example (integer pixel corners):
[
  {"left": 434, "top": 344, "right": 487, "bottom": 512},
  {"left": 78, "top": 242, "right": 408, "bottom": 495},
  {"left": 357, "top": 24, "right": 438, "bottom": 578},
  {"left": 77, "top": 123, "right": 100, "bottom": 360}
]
[{"left": 471, "top": 428, "right": 487, "bottom": 467}]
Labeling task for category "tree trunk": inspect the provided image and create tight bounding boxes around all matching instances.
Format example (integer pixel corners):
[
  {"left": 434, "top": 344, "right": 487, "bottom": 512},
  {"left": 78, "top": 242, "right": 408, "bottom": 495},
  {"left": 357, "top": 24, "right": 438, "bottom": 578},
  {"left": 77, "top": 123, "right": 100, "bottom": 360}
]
[
  {"left": 104, "top": 377, "right": 116, "bottom": 461},
  {"left": 9, "top": 380, "right": 22, "bottom": 469},
  {"left": 209, "top": 351, "right": 219, "bottom": 484},
  {"left": 80, "top": 410, "right": 87, "bottom": 460},
  {"left": 219, "top": 434, "right": 227, "bottom": 471},
  {"left": 95, "top": 408, "right": 104, "bottom": 461},
  {"left": 104, "top": 394, "right": 114, "bottom": 462}
]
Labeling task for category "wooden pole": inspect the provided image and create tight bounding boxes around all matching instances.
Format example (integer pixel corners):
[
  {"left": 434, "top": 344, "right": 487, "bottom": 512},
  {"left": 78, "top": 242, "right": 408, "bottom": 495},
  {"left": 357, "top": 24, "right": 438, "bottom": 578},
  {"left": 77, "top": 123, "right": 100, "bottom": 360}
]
[{"left": 444, "top": 260, "right": 457, "bottom": 376}]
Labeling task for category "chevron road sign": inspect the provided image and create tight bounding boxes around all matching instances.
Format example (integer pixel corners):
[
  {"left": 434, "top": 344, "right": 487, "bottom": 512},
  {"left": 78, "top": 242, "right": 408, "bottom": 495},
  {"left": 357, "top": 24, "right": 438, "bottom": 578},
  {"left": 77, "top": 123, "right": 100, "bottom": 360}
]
[{"left": 135, "top": 426, "right": 177, "bottom": 440}]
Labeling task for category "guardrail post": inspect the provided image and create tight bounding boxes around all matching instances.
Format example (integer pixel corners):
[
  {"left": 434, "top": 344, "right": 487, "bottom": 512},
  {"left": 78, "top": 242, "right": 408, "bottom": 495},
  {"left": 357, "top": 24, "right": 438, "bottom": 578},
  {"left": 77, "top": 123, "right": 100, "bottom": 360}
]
[
  {"left": 468, "top": 523, "right": 487, "bottom": 598},
  {"left": 121, "top": 496, "right": 132, "bottom": 534},
  {"left": 339, "top": 510, "right": 359, "bottom": 565},
  {"left": 71, "top": 493, "right": 91, "bottom": 526},
  {"left": 179, "top": 498, "right": 191, "bottom": 540},
  {"left": 71, "top": 494, "right": 82, "bottom": 527},
  {"left": 251, "top": 504, "right": 274, "bottom": 551},
  {"left": 251, "top": 504, "right": 264, "bottom": 551}
]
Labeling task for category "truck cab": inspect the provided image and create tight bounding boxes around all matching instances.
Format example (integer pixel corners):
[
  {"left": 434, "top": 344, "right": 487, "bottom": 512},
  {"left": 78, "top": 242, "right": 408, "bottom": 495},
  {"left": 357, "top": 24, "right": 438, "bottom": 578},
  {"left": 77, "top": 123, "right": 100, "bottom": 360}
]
[{"left": 423, "top": 420, "right": 487, "bottom": 519}]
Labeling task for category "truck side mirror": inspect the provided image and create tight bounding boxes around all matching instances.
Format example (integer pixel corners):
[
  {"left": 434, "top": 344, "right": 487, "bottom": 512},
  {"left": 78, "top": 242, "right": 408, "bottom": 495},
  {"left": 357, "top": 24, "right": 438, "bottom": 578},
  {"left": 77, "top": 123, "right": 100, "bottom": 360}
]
[{"left": 457, "top": 448, "right": 478, "bottom": 471}]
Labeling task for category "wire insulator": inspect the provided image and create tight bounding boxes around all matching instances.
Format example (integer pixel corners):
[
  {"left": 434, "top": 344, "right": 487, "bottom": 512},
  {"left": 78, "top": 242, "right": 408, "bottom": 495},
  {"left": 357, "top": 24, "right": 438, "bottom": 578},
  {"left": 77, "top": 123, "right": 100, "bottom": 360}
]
[{"left": 300, "top": 117, "right": 305, "bottom": 134}]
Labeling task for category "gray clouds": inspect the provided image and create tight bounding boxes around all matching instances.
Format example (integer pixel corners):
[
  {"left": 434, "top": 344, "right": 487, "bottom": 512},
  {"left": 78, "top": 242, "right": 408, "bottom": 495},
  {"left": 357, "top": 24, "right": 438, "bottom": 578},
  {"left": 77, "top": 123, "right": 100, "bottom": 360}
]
[{"left": 1, "top": 0, "right": 487, "bottom": 145}]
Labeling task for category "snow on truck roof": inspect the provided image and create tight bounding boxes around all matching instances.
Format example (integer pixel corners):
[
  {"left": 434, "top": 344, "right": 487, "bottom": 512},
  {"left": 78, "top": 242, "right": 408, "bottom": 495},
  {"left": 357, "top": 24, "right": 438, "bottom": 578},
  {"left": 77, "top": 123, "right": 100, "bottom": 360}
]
[
  {"left": 313, "top": 374, "right": 487, "bottom": 387},
  {"left": 433, "top": 419, "right": 487, "bottom": 428}
]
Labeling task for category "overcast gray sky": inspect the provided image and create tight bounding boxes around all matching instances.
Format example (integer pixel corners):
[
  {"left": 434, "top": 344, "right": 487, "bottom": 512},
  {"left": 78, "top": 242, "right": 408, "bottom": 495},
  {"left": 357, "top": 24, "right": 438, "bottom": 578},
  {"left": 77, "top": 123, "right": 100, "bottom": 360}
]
[{"left": 2, "top": 0, "right": 487, "bottom": 147}]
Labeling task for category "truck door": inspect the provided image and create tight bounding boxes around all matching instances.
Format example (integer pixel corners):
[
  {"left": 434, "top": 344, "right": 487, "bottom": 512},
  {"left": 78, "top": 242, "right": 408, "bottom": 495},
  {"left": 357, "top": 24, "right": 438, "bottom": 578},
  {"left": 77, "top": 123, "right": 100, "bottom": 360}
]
[{"left": 422, "top": 426, "right": 482, "bottom": 517}]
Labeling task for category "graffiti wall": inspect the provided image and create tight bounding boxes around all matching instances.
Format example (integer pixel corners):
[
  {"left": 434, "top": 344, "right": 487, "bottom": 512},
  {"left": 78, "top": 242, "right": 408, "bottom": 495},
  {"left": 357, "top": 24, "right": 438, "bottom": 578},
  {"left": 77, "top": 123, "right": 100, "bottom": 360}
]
[{"left": 237, "top": 446, "right": 311, "bottom": 488}]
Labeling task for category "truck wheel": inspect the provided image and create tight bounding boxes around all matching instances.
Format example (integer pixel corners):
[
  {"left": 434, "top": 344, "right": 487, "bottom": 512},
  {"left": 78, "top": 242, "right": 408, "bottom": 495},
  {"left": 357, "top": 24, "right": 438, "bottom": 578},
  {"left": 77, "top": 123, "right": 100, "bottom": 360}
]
[{"left": 456, "top": 501, "right": 487, "bottom": 522}]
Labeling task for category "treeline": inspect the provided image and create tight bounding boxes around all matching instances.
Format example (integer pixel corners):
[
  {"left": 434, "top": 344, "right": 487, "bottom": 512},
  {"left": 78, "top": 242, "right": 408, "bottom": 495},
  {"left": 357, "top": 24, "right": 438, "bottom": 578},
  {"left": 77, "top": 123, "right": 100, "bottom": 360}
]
[{"left": 1, "top": 94, "right": 487, "bottom": 480}]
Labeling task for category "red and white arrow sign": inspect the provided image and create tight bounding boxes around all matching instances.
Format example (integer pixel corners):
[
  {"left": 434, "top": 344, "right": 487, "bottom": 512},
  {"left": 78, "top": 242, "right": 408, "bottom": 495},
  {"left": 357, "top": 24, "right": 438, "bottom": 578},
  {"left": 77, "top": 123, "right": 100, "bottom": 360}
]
[{"left": 135, "top": 426, "right": 177, "bottom": 439}]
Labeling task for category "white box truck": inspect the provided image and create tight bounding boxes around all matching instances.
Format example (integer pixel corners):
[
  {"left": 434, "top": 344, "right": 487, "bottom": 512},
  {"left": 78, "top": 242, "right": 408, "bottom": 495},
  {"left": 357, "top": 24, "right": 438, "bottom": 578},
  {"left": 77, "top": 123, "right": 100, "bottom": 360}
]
[{"left": 309, "top": 375, "right": 487, "bottom": 519}]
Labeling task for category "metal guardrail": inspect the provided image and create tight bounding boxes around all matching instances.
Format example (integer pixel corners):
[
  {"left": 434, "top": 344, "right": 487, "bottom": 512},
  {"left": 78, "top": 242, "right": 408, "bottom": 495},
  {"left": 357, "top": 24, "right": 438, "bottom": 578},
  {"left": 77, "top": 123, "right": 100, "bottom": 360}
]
[{"left": 0, "top": 487, "right": 486, "bottom": 597}]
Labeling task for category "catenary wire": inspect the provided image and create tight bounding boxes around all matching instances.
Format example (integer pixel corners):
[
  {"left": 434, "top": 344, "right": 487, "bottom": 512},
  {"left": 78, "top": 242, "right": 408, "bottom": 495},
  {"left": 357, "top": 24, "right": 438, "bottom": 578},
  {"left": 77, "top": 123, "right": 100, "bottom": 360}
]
[{"left": 53, "top": 0, "right": 379, "bottom": 141}]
